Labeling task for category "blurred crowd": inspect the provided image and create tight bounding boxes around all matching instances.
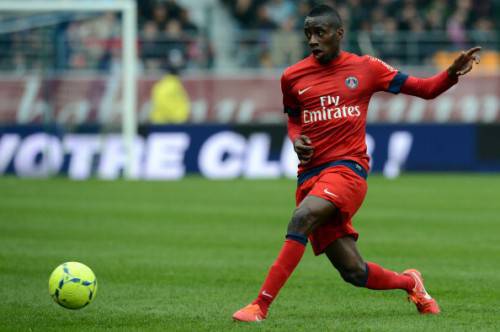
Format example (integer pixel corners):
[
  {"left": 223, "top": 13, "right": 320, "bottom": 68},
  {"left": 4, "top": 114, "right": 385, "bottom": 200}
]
[
  {"left": 226, "top": 0, "right": 497, "bottom": 33},
  {"left": 224, "top": 0, "right": 499, "bottom": 67},
  {"left": 0, "top": 0, "right": 207, "bottom": 73},
  {"left": 138, "top": 0, "right": 211, "bottom": 72},
  {"left": 0, "top": 0, "right": 498, "bottom": 72}
]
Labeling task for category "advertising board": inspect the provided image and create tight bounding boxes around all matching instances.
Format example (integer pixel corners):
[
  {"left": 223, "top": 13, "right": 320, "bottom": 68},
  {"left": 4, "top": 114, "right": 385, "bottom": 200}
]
[{"left": 1, "top": 124, "right": 496, "bottom": 179}]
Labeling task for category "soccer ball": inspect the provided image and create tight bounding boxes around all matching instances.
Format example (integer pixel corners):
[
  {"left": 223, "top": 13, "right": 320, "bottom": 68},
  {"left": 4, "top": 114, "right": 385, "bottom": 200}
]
[{"left": 48, "top": 262, "right": 98, "bottom": 309}]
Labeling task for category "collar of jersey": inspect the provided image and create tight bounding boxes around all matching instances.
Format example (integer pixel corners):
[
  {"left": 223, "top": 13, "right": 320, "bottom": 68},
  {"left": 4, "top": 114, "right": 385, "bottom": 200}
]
[{"left": 311, "top": 50, "right": 346, "bottom": 66}]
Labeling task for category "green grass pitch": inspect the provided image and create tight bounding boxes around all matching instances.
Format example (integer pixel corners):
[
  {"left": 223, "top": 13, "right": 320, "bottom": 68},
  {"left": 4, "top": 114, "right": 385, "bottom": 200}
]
[{"left": 1, "top": 174, "right": 499, "bottom": 331}]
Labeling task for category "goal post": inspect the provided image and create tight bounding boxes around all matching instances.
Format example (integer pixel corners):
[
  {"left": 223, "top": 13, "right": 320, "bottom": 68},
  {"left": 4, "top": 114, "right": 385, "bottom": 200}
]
[{"left": 0, "top": 0, "right": 138, "bottom": 179}]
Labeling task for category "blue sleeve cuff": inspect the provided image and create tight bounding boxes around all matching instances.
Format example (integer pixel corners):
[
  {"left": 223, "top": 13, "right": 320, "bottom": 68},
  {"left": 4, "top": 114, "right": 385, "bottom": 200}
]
[{"left": 387, "top": 71, "right": 409, "bottom": 94}]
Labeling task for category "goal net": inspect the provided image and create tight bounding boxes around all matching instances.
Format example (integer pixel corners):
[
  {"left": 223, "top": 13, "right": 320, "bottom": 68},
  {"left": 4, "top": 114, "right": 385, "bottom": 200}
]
[{"left": 0, "top": 0, "right": 137, "bottom": 178}]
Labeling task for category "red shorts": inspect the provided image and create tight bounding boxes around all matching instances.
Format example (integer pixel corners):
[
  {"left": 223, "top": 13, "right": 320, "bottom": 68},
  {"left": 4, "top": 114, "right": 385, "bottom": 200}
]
[{"left": 296, "top": 165, "right": 367, "bottom": 256}]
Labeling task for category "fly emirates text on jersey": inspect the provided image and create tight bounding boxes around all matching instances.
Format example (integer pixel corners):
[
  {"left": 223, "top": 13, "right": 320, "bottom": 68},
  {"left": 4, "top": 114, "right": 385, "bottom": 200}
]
[{"left": 303, "top": 95, "right": 361, "bottom": 124}]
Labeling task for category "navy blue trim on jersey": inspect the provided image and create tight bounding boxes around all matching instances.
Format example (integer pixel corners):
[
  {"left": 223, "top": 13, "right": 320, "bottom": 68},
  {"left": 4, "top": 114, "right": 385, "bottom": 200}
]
[
  {"left": 286, "top": 232, "right": 308, "bottom": 245},
  {"left": 387, "top": 71, "right": 409, "bottom": 94},
  {"left": 297, "top": 160, "right": 367, "bottom": 185},
  {"left": 284, "top": 106, "right": 300, "bottom": 117}
]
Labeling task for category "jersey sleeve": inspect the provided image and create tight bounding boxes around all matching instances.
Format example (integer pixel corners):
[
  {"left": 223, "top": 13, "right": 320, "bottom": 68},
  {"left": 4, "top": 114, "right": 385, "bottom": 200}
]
[
  {"left": 366, "top": 55, "right": 409, "bottom": 94},
  {"left": 400, "top": 70, "right": 458, "bottom": 99},
  {"left": 287, "top": 113, "right": 301, "bottom": 142},
  {"left": 281, "top": 71, "right": 300, "bottom": 117}
]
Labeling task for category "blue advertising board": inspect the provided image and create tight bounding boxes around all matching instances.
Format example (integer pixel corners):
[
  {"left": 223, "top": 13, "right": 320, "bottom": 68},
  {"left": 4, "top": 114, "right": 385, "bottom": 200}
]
[{"left": 0, "top": 124, "right": 497, "bottom": 179}]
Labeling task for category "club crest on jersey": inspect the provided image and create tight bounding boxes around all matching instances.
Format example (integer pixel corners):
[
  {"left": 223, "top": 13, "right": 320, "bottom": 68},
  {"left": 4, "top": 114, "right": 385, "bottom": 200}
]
[{"left": 345, "top": 76, "right": 358, "bottom": 89}]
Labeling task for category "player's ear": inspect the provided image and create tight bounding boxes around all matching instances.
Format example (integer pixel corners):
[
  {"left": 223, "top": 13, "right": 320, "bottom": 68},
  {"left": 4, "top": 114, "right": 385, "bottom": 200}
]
[{"left": 335, "top": 27, "right": 344, "bottom": 41}]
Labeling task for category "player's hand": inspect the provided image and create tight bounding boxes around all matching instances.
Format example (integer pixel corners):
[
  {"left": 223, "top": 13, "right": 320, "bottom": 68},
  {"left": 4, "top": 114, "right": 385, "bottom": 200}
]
[
  {"left": 294, "top": 135, "right": 314, "bottom": 165},
  {"left": 447, "top": 46, "right": 481, "bottom": 79}
]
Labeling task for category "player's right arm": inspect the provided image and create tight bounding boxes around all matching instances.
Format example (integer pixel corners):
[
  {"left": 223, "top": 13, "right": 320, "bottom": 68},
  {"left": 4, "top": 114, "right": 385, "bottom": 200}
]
[{"left": 281, "top": 72, "right": 313, "bottom": 165}]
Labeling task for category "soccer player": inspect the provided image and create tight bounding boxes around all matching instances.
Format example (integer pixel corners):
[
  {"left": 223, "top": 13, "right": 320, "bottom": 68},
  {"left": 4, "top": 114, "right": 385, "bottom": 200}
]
[{"left": 233, "top": 4, "right": 481, "bottom": 322}]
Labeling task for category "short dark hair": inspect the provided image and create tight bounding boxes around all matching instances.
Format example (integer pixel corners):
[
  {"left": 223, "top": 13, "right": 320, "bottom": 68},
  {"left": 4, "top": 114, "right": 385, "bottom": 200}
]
[{"left": 307, "top": 4, "right": 343, "bottom": 28}]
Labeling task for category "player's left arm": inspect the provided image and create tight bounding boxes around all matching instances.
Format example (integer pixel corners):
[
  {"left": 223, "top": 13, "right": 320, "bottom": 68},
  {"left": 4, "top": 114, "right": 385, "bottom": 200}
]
[{"left": 400, "top": 46, "right": 481, "bottom": 99}]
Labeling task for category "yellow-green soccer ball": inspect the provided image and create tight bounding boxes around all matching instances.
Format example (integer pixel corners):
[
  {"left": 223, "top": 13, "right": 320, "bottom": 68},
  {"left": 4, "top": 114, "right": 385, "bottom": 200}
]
[{"left": 48, "top": 262, "right": 97, "bottom": 309}]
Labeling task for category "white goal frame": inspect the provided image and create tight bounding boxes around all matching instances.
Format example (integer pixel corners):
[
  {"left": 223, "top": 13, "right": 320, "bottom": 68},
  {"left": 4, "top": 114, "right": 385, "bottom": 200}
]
[{"left": 0, "top": 0, "right": 138, "bottom": 178}]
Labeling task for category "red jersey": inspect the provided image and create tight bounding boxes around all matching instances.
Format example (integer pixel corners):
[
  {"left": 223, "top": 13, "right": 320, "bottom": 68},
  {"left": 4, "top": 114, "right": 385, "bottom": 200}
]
[{"left": 281, "top": 51, "right": 408, "bottom": 174}]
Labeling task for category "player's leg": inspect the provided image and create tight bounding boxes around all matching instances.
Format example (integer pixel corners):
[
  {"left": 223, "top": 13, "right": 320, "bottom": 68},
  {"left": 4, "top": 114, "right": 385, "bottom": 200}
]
[
  {"left": 325, "top": 236, "right": 440, "bottom": 314},
  {"left": 232, "top": 195, "right": 336, "bottom": 322},
  {"left": 325, "top": 236, "right": 414, "bottom": 289},
  {"left": 254, "top": 196, "right": 336, "bottom": 309}
]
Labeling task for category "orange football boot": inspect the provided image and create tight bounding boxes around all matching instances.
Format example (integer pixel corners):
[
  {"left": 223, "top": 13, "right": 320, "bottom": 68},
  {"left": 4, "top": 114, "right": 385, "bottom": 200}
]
[
  {"left": 403, "top": 269, "right": 440, "bottom": 314},
  {"left": 232, "top": 303, "right": 266, "bottom": 322}
]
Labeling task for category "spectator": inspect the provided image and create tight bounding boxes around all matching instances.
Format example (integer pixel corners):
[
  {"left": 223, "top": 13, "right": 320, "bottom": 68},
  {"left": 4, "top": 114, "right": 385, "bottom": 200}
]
[
  {"left": 163, "top": 19, "right": 188, "bottom": 70},
  {"left": 255, "top": 5, "right": 278, "bottom": 30},
  {"left": 265, "top": 0, "right": 295, "bottom": 27},
  {"left": 226, "top": 0, "right": 265, "bottom": 29},
  {"left": 152, "top": 2, "right": 168, "bottom": 30},
  {"left": 179, "top": 8, "right": 198, "bottom": 34},
  {"left": 149, "top": 53, "right": 190, "bottom": 124},
  {"left": 398, "top": 1, "right": 420, "bottom": 31},
  {"left": 270, "top": 17, "right": 302, "bottom": 67},
  {"left": 447, "top": 10, "right": 468, "bottom": 49},
  {"left": 141, "top": 21, "right": 162, "bottom": 71}
]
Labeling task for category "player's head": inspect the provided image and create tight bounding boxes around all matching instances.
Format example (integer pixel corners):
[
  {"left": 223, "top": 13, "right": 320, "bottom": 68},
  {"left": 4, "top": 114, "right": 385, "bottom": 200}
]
[{"left": 304, "top": 4, "right": 344, "bottom": 64}]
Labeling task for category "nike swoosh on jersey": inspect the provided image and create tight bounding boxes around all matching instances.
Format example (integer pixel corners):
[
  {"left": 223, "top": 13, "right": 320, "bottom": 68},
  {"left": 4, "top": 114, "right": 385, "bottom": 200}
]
[{"left": 298, "top": 86, "right": 312, "bottom": 95}]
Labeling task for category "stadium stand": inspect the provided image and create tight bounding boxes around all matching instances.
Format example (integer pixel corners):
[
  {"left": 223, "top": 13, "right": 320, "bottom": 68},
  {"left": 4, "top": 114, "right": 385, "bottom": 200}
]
[
  {"left": 0, "top": 0, "right": 208, "bottom": 72},
  {"left": 223, "top": 0, "right": 499, "bottom": 68},
  {"left": 0, "top": 0, "right": 497, "bottom": 72},
  {"left": 0, "top": 0, "right": 497, "bottom": 126}
]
